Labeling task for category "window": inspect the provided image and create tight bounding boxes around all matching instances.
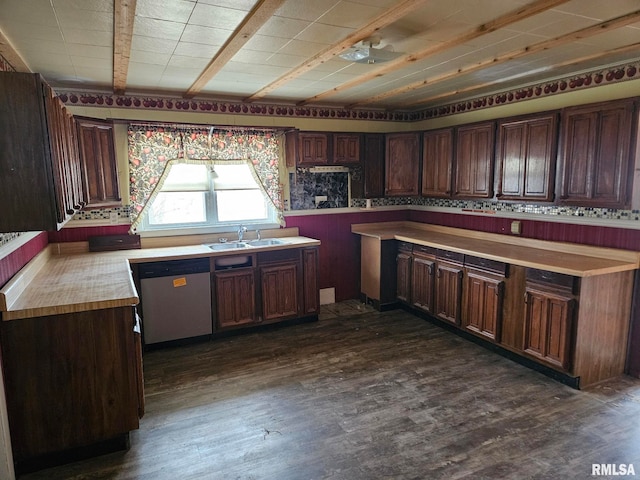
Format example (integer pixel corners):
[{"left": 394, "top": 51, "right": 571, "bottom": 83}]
[{"left": 138, "top": 162, "right": 279, "bottom": 236}]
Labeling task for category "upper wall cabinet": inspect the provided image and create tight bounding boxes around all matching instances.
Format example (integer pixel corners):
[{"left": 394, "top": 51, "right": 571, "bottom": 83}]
[
  {"left": 298, "top": 132, "right": 329, "bottom": 165},
  {"left": 422, "top": 128, "right": 453, "bottom": 198},
  {"left": 385, "top": 132, "right": 421, "bottom": 196},
  {"left": 362, "top": 133, "right": 385, "bottom": 198},
  {"left": 496, "top": 112, "right": 558, "bottom": 202},
  {"left": 454, "top": 122, "right": 495, "bottom": 199},
  {"left": 76, "top": 117, "right": 121, "bottom": 209},
  {"left": 333, "top": 134, "right": 361, "bottom": 164},
  {"left": 0, "top": 72, "right": 84, "bottom": 232},
  {"left": 557, "top": 99, "right": 636, "bottom": 208}
]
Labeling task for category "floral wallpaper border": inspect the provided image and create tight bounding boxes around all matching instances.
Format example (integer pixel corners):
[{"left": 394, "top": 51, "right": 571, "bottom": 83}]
[{"left": 55, "top": 60, "right": 639, "bottom": 122}]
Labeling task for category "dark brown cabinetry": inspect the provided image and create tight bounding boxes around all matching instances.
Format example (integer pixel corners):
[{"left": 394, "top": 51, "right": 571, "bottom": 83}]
[
  {"left": 463, "top": 268, "right": 504, "bottom": 341},
  {"left": 396, "top": 244, "right": 412, "bottom": 303},
  {"left": 435, "top": 259, "right": 464, "bottom": 324},
  {"left": 0, "top": 306, "right": 142, "bottom": 466},
  {"left": 522, "top": 270, "right": 576, "bottom": 370},
  {"left": 557, "top": 99, "right": 635, "bottom": 208},
  {"left": 260, "top": 263, "right": 300, "bottom": 321},
  {"left": 385, "top": 132, "right": 421, "bottom": 196},
  {"left": 298, "top": 132, "right": 329, "bottom": 165},
  {"left": 363, "top": 133, "right": 385, "bottom": 198},
  {"left": 302, "top": 247, "right": 320, "bottom": 315},
  {"left": 411, "top": 251, "right": 436, "bottom": 314},
  {"left": 496, "top": 113, "right": 558, "bottom": 202},
  {"left": 214, "top": 268, "right": 257, "bottom": 329},
  {"left": 333, "top": 134, "right": 361, "bottom": 164},
  {"left": 0, "top": 72, "right": 84, "bottom": 232},
  {"left": 454, "top": 122, "right": 495, "bottom": 198},
  {"left": 76, "top": 117, "right": 121, "bottom": 208},
  {"left": 422, "top": 128, "right": 454, "bottom": 197}
]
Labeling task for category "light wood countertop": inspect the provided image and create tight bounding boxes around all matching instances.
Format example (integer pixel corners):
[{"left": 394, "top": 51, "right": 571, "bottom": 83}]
[
  {"left": 352, "top": 221, "right": 640, "bottom": 277},
  {"left": 0, "top": 230, "right": 320, "bottom": 321}
]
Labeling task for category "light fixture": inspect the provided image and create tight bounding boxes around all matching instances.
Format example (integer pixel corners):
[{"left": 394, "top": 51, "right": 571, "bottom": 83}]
[{"left": 338, "top": 38, "right": 402, "bottom": 64}]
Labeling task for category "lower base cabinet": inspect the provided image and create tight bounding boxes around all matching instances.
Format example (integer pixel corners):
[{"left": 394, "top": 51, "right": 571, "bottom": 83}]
[
  {"left": 435, "top": 260, "right": 463, "bottom": 325},
  {"left": 260, "top": 263, "right": 299, "bottom": 321},
  {"left": 214, "top": 268, "right": 257, "bottom": 329},
  {"left": 463, "top": 268, "right": 505, "bottom": 341},
  {"left": 523, "top": 283, "right": 575, "bottom": 370},
  {"left": 0, "top": 306, "right": 142, "bottom": 467}
]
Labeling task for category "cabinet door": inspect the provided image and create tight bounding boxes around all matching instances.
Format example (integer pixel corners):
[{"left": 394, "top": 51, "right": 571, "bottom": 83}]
[
  {"left": 363, "top": 133, "right": 385, "bottom": 198},
  {"left": 454, "top": 122, "right": 495, "bottom": 198},
  {"left": 558, "top": 100, "right": 634, "bottom": 207},
  {"left": 333, "top": 134, "right": 360, "bottom": 164},
  {"left": 385, "top": 133, "right": 420, "bottom": 196},
  {"left": 302, "top": 248, "right": 320, "bottom": 315},
  {"left": 396, "top": 251, "right": 412, "bottom": 303},
  {"left": 77, "top": 117, "right": 121, "bottom": 208},
  {"left": 435, "top": 261, "right": 463, "bottom": 324},
  {"left": 523, "top": 286, "right": 574, "bottom": 370},
  {"left": 422, "top": 128, "right": 453, "bottom": 197},
  {"left": 411, "top": 255, "right": 435, "bottom": 313},
  {"left": 215, "top": 269, "right": 256, "bottom": 329},
  {"left": 298, "top": 133, "right": 329, "bottom": 165},
  {"left": 496, "top": 113, "right": 557, "bottom": 202},
  {"left": 463, "top": 269, "right": 504, "bottom": 341},
  {"left": 261, "top": 263, "right": 299, "bottom": 321}
]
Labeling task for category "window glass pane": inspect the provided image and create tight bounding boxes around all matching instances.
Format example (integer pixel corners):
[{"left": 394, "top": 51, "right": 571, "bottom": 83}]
[
  {"left": 148, "top": 192, "right": 207, "bottom": 225},
  {"left": 216, "top": 190, "right": 267, "bottom": 222},
  {"left": 213, "top": 163, "right": 259, "bottom": 190},
  {"left": 162, "top": 164, "right": 209, "bottom": 191}
]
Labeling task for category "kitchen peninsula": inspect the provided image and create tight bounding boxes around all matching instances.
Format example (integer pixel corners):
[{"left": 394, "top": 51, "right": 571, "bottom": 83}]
[{"left": 352, "top": 221, "right": 640, "bottom": 389}]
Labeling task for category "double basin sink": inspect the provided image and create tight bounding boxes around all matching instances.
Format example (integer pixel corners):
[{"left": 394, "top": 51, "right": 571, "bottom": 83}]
[{"left": 205, "top": 238, "right": 288, "bottom": 251}]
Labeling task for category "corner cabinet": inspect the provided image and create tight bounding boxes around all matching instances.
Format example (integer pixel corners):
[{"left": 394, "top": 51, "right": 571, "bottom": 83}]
[
  {"left": 0, "top": 72, "right": 84, "bottom": 232},
  {"left": 76, "top": 117, "right": 121, "bottom": 209},
  {"left": 557, "top": 99, "right": 635, "bottom": 208},
  {"left": 385, "top": 132, "right": 421, "bottom": 196}
]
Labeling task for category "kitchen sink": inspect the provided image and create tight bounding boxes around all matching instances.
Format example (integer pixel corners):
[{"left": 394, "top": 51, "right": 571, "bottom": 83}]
[
  {"left": 247, "top": 238, "right": 287, "bottom": 246},
  {"left": 206, "top": 242, "right": 249, "bottom": 251}
]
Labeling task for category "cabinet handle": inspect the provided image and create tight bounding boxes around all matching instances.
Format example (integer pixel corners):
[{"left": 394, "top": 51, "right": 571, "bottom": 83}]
[
  {"left": 496, "top": 192, "right": 504, "bottom": 198},
  {"left": 523, "top": 292, "right": 528, "bottom": 304},
  {"left": 457, "top": 271, "right": 463, "bottom": 280},
  {"left": 428, "top": 264, "right": 434, "bottom": 275}
]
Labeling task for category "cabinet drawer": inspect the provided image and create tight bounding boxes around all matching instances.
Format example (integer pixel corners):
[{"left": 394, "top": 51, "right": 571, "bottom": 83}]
[
  {"left": 414, "top": 245, "right": 437, "bottom": 257},
  {"left": 526, "top": 268, "right": 577, "bottom": 293},
  {"left": 436, "top": 249, "right": 464, "bottom": 264},
  {"left": 397, "top": 241, "right": 413, "bottom": 253},
  {"left": 464, "top": 255, "right": 508, "bottom": 276}
]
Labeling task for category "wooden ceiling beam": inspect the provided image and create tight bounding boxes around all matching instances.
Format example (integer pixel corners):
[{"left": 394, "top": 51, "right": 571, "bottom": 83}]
[
  {"left": 243, "top": 0, "right": 432, "bottom": 103},
  {"left": 0, "top": 28, "right": 30, "bottom": 72},
  {"left": 398, "top": 41, "right": 640, "bottom": 110},
  {"left": 387, "top": 10, "right": 640, "bottom": 108},
  {"left": 113, "top": 0, "right": 137, "bottom": 95},
  {"left": 298, "top": 0, "right": 571, "bottom": 106},
  {"left": 184, "top": 0, "right": 286, "bottom": 99}
]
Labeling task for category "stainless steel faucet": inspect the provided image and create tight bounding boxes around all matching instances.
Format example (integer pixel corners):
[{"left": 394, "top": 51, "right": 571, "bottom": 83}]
[
  {"left": 256, "top": 229, "right": 261, "bottom": 241},
  {"left": 237, "top": 225, "right": 247, "bottom": 241}
]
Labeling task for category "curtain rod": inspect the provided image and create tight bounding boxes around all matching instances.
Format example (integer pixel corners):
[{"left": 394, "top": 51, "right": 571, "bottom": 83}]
[{"left": 117, "top": 119, "right": 288, "bottom": 133}]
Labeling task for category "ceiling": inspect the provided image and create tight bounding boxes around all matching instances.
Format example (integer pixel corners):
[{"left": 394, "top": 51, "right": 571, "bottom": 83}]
[{"left": 1, "top": 0, "right": 639, "bottom": 112}]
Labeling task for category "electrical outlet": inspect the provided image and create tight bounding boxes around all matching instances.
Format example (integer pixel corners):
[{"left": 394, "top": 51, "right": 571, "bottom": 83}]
[
  {"left": 109, "top": 211, "right": 119, "bottom": 224},
  {"left": 510, "top": 220, "right": 521, "bottom": 235},
  {"left": 315, "top": 195, "right": 328, "bottom": 205}
]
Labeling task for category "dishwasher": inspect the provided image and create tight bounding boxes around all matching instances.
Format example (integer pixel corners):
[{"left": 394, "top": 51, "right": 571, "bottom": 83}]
[{"left": 139, "top": 257, "right": 212, "bottom": 346}]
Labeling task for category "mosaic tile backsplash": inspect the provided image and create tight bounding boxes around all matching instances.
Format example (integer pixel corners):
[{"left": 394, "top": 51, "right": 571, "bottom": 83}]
[
  {"left": 72, "top": 205, "right": 132, "bottom": 222},
  {"left": 0, "top": 232, "right": 23, "bottom": 248}
]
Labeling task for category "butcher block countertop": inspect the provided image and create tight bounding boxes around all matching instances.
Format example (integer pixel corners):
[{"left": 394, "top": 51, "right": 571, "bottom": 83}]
[
  {"left": 0, "top": 228, "right": 320, "bottom": 321},
  {"left": 352, "top": 221, "right": 640, "bottom": 277}
]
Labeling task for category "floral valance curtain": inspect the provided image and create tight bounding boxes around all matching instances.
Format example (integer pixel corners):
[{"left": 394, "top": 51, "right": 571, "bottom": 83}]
[{"left": 128, "top": 124, "right": 284, "bottom": 232}]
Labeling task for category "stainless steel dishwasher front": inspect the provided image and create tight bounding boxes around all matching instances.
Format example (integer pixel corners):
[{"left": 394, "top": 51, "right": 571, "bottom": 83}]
[{"left": 138, "top": 257, "right": 212, "bottom": 345}]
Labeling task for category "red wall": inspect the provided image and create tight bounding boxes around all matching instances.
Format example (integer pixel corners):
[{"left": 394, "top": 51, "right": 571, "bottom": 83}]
[
  {"left": 286, "top": 209, "right": 408, "bottom": 301},
  {"left": 0, "top": 232, "right": 48, "bottom": 288},
  {"left": 47, "top": 224, "right": 131, "bottom": 243}
]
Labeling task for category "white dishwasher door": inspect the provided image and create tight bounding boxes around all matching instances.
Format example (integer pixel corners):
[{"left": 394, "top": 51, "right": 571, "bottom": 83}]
[{"left": 140, "top": 271, "right": 212, "bottom": 344}]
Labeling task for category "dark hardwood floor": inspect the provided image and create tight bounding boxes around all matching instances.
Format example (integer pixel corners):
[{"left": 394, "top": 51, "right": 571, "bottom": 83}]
[{"left": 21, "top": 301, "right": 640, "bottom": 479}]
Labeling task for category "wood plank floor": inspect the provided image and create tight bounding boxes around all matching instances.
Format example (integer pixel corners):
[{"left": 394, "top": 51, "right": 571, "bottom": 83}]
[{"left": 21, "top": 301, "right": 640, "bottom": 479}]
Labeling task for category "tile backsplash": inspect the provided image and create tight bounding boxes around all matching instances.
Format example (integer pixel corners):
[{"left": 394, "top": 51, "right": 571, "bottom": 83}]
[{"left": 289, "top": 170, "right": 349, "bottom": 210}]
